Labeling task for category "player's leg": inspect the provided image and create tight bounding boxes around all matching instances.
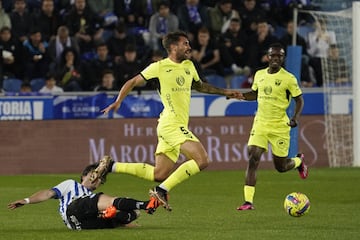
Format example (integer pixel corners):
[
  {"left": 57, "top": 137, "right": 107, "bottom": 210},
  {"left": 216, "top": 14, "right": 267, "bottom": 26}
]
[
  {"left": 152, "top": 141, "right": 205, "bottom": 211},
  {"left": 71, "top": 194, "right": 140, "bottom": 229},
  {"left": 153, "top": 153, "right": 176, "bottom": 182},
  {"left": 150, "top": 124, "right": 204, "bottom": 208},
  {"left": 158, "top": 140, "right": 207, "bottom": 192},
  {"left": 270, "top": 131, "right": 308, "bottom": 178},
  {"left": 273, "top": 154, "right": 308, "bottom": 178},
  {"left": 238, "top": 125, "right": 267, "bottom": 211},
  {"left": 89, "top": 155, "right": 154, "bottom": 182},
  {"left": 111, "top": 162, "right": 155, "bottom": 181},
  {"left": 237, "top": 145, "right": 265, "bottom": 211},
  {"left": 97, "top": 194, "right": 161, "bottom": 216}
]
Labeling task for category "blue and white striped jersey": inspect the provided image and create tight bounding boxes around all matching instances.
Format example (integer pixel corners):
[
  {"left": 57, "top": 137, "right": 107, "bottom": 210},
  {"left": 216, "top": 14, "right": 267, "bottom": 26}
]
[{"left": 52, "top": 179, "right": 95, "bottom": 229}]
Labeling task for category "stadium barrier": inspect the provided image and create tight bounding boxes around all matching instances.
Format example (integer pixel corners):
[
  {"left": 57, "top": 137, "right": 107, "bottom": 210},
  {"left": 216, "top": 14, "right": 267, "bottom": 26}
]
[{"left": 0, "top": 116, "right": 328, "bottom": 175}]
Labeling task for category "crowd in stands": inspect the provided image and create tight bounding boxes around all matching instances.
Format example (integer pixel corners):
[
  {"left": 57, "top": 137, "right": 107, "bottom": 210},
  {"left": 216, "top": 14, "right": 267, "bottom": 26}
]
[{"left": 0, "top": 0, "right": 349, "bottom": 94}]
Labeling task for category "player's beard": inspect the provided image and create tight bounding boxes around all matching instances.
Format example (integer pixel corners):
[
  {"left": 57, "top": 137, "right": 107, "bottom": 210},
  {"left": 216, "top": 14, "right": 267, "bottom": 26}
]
[{"left": 176, "top": 50, "right": 191, "bottom": 62}]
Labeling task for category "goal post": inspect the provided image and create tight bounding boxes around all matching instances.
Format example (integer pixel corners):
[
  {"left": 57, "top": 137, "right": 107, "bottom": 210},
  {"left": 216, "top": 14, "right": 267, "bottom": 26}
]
[
  {"left": 352, "top": 1, "right": 360, "bottom": 166},
  {"left": 298, "top": 5, "right": 356, "bottom": 167}
]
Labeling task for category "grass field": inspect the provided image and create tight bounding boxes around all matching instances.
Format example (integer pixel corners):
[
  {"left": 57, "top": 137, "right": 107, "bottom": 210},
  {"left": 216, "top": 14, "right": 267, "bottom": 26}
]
[{"left": 1, "top": 168, "right": 359, "bottom": 240}]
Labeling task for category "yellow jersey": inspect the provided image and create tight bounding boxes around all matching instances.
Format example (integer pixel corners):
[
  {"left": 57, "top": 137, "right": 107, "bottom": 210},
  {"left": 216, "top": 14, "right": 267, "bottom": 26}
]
[
  {"left": 141, "top": 58, "right": 200, "bottom": 126},
  {"left": 252, "top": 67, "right": 302, "bottom": 123}
]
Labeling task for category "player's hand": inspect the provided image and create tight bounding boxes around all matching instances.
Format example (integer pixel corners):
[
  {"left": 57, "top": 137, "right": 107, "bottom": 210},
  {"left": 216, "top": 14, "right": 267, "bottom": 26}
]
[
  {"left": 224, "top": 90, "right": 245, "bottom": 100},
  {"left": 101, "top": 102, "right": 121, "bottom": 115},
  {"left": 287, "top": 118, "right": 298, "bottom": 128},
  {"left": 8, "top": 200, "right": 26, "bottom": 210}
]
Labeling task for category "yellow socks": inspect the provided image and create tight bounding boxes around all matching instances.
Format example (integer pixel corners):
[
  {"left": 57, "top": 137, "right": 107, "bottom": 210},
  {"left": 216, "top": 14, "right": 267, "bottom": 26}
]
[
  {"left": 293, "top": 156, "right": 302, "bottom": 169},
  {"left": 244, "top": 185, "right": 255, "bottom": 203},
  {"left": 114, "top": 163, "right": 154, "bottom": 181},
  {"left": 160, "top": 160, "right": 200, "bottom": 192}
]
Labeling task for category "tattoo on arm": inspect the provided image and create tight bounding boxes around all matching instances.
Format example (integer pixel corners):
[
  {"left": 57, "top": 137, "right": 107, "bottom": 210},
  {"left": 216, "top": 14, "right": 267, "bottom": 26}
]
[{"left": 192, "top": 80, "right": 225, "bottom": 95}]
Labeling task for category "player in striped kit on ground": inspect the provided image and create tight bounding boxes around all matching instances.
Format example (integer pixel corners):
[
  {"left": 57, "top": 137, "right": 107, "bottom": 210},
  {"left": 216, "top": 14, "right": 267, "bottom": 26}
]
[{"left": 8, "top": 156, "right": 162, "bottom": 230}]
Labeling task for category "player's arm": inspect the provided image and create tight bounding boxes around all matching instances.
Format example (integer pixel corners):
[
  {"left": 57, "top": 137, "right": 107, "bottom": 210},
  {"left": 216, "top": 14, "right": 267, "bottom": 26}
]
[
  {"left": 8, "top": 189, "right": 57, "bottom": 210},
  {"left": 102, "top": 74, "right": 146, "bottom": 114},
  {"left": 288, "top": 94, "right": 304, "bottom": 128},
  {"left": 192, "top": 80, "right": 244, "bottom": 100},
  {"left": 242, "top": 90, "right": 258, "bottom": 101}
]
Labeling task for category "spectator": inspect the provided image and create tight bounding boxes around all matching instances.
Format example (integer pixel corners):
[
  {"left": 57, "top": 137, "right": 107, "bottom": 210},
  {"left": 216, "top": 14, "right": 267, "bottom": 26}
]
[
  {"left": 106, "top": 21, "right": 144, "bottom": 64},
  {"left": 118, "top": 44, "right": 145, "bottom": 89},
  {"left": 148, "top": 0, "right": 179, "bottom": 52},
  {"left": 31, "top": 0, "right": 62, "bottom": 42},
  {"left": 87, "top": 0, "right": 115, "bottom": 21},
  {"left": 307, "top": 18, "right": 336, "bottom": 87},
  {"left": 10, "top": 0, "right": 32, "bottom": 43},
  {"left": 20, "top": 81, "right": 32, "bottom": 93},
  {"left": 237, "top": 0, "right": 267, "bottom": 37},
  {"left": 0, "top": 26, "right": 24, "bottom": 79},
  {"left": 23, "top": 28, "right": 50, "bottom": 81},
  {"left": 55, "top": 46, "right": 83, "bottom": 91},
  {"left": 87, "top": 0, "right": 117, "bottom": 41},
  {"left": 95, "top": 69, "right": 118, "bottom": 91},
  {"left": 137, "top": 0, "right": 163, "bottom": 28},
  {"left": 64, "top": 0, "right": 104, "bottom": 54},
  {"left": 218, "top": 18, "right": 251, "bottom": 77},
  {"left": 0, "top": 0, "right": 11, "bottom": 30},
  {"left": 177, "top": 0, "right": 210, "bottom": 42},
  {"left": 83, "top": 41, "right": 119, "bottom": 90},
  {"left": 246, "top": 18, "right": 278, "bottom": 71},
  {"left": 326, "top": 44, "right": 349, "bottom": 85},
  {"left": 48, "top": 25, "right": 80, "bottom": 67},
  {"left": 114, "top": 0, "right": 142, "bottom": 28},
  {"left": 149, "top": 49, "right": 164, "bottom": 63},
  {"left": 39, "top": 72, "right": 64, "bottom": 94},
  {"left": 191, "top": 26, "right": 223, "bottom": 76},
  {"left": 279, "top": 19, "right": 313, "bottom": 87},
  {"left": 207, "top": 0, "right": 240, "bottom": 40}
]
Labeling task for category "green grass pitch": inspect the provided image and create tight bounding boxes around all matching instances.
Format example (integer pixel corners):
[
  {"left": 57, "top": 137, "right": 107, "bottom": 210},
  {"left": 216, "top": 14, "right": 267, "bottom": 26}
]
[{"left": 1, "top": 168, "right": 359, "bottom": 240}]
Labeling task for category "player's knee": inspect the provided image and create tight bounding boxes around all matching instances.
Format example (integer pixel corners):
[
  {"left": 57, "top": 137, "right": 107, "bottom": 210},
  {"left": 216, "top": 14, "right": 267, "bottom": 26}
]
[
  {"left": 154, "top": 173, "right": 168, "bottom": 182},
  {"left": 154, "top": 169, "right": 171, "bottom": 181},
  {"left": 197, "top": 159, "right": 209, "bottom": 170}
]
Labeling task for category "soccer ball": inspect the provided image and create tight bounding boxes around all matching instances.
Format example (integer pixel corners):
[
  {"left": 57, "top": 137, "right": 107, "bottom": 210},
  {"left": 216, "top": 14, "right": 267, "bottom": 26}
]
[{"left": 284, "top": 192, "right": 310, "bottom": 217}]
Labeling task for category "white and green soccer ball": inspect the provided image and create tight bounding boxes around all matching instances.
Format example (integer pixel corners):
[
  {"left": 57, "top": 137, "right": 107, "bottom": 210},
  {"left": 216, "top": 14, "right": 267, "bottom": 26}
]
[{"left": 284, "top": 192, "right": 311, "bottom": 217}]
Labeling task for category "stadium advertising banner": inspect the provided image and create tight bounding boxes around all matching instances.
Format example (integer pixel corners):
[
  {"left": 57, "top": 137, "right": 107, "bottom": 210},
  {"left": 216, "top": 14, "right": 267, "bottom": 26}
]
[
  {"left": 0, "top": 92, "right": 328, "bottom": 120},
  {"left": 0, "top": 96, "right": 53, "bottom": 120},
  {"left": 0, "top": 116, "right": 327, "bottom": 174},
  {"left": 53, "top": 93, "right": 108, "bottom": 119}
]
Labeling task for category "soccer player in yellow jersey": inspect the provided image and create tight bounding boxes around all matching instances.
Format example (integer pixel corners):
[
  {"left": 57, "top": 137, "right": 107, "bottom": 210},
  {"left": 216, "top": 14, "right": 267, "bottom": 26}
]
[
  {"left": 237, "top": 43, "right": 308, "bottom": 211},
  {"left": 100, "top": 31, "right": 244, "bottom": 210}
]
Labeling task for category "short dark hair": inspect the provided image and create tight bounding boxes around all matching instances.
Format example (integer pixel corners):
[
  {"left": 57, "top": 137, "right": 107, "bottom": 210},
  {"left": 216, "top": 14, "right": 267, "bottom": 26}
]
[
  {"left": 102, "top": 69, "right": 114, "bottom": 77},
  {"left": 162, "top": 31, "right": 188, "bottom": 53},
  {"left": 268, "top": 43, "right": 285, "bottom": 55},
  {"left": 157, "top": 0, "right": 170, "bottom": 10},
  {"left": 80, "top": 163, "right": 97, "bottom": 182}
]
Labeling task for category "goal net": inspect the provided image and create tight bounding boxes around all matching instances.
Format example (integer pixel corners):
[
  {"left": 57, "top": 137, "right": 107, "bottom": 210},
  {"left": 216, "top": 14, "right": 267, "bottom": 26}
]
[{"left": 299, "top": 6, "right": 353, "bottom": 166}]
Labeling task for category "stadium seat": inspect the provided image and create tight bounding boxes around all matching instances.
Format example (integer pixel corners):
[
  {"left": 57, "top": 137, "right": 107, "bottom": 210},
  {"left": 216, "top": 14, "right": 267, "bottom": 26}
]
[
  {"left": 30, "top": 78, "right": 45, "bottom": 91},
  {"left": 230, "top": 75, "right": 247, "bottom": 89},
  {"left": 2, "top": 78, "right": 23, "bottom": 92},
  {"left": 205, "top": 74, "right": 227, "bottom": 88}
]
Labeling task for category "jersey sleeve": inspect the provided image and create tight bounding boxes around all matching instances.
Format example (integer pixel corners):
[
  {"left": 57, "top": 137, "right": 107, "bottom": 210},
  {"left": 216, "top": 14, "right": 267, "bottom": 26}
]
[
  {"left": 251, "top": 71, "right": 259, "bottom": 91},
  {"left": 191, "top": 61, "right": 201, "bottom": 82},
  {"left": 288, "top": 74, "right": 303, "bottom": 97},
  {"left": 141, "top": 61, "right": 159, "bottom": 81},
  {"left": 52, "top": 179, "right": 74, "bottom": 199}
]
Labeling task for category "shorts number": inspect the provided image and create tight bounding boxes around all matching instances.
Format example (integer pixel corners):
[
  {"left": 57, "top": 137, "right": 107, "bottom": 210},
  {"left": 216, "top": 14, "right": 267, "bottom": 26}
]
[{"left": 180, "top": 126, "right": 189, "bottom": 135}]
